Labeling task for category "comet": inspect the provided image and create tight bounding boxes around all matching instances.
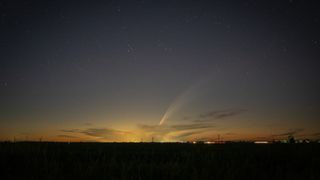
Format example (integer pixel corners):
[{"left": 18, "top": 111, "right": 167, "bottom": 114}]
[{"left": 159, "top": 78, "right": 211, "bottom": 125}]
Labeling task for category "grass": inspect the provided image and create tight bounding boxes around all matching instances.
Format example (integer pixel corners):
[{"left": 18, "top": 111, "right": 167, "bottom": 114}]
[{"left": 0, "top": 142, "right": 319, "bottom": 180}]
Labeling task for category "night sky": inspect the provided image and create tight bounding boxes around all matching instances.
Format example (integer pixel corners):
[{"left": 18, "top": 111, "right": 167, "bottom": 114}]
[{"left": 1, "top": 0, "right": 320, "bottom": 142}]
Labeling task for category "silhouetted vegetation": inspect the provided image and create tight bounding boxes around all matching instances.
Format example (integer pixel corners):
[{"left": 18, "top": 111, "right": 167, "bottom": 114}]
[
  {"left": 0, "top": 142, "right": 319, "bottom": 180},
  {"left": 288, "top": 135, "right": 296, "bottom": 143}
]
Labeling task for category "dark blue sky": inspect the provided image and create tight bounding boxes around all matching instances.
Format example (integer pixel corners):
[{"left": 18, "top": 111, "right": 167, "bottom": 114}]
[{"left": 1, "top": 0, "right": 319, "bottom": 142}]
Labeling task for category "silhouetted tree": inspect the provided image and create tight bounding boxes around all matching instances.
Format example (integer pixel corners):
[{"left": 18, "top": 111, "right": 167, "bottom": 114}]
[{"left": 288, "top": 135, "right": 295, "bottom": 143}]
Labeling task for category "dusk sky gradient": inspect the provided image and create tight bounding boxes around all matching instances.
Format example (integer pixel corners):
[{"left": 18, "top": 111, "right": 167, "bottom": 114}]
[{"left": 1, "top": 0, "right": 320, "bottom": 142}]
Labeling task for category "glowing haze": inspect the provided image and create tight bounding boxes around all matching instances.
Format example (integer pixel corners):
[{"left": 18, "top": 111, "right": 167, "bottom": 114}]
[{"left": 1, "top": 0, "right": 320, "bottom": 142}]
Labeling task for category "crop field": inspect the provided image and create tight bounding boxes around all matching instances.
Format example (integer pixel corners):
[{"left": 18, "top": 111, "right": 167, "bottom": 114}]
[{"left": 1, "top": 142, "right": 319, "bottom": 180}]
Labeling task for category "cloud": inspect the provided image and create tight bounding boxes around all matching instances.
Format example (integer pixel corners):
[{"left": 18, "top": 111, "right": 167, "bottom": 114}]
[
  {"left": 60, "top": 127, "right": 133, "bottom": 141},
  {"left": 57, "top": 135, "right": 78, "bottom": 138},
  {"left": 197, "top": 109, "right": 247, "bottom": 122},
  {"left": 60, "top": 129, "right": 81, "bottom": 133},
  {"left": 225, "top": 132, "right": 237, "bottom": 136},
  {"left": 271, "top": 128, "right": 304, "bottom": 137},
  {"left": 138, "top": 123, "right": 215, "bottom": 132},
  {"left": 312, "top": 132, "right": 320, "bottom": 137},
  {"left": 173, "top": 131, "right": 204, "bottom": 140},
  {"left": 80, "top": 128, "right": 132, "bottom": 141},
  {"left": 138, "top": 124, "right": 172, "bottom": 135},
  {"left": 138, "top": 124, "right": 168, "bottom": 131},
  {"left": 181, "top": 116, "right": 191, "bottom": 120},
  {"left": 171, "top": 123, "right": 215, "bottom": 131},
  {"left": 137, "top": 123, "right": 217, "bottom": 141},
  {"left": 288, "top": 132, "right": 320, "bottom": 139},
  {"left": 253, "top": 136, "right": 269, "bottom": 140}
]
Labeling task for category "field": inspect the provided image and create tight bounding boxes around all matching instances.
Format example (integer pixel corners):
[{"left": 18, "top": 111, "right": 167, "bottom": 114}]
[{"left": 1, "top": 142, "right": 319, "bottom": 180}]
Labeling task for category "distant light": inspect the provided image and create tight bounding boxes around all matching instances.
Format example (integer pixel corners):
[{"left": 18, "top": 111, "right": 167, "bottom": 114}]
[
  {"left": 281, "top": 140, "right": 287, "bottom": 143},
  {"left": 204, "top": 141, "right": 214, "bottom": 144},
  {"left": 192, "top": 141, "right": 197, "bottom": 144},
  {"left": 254, "top": 141, "right": 268, "bottom": 144}
]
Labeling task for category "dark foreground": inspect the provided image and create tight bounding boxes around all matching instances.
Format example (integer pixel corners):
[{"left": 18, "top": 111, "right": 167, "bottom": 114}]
[{"left": 1, "top": 142, "right": 319, "bottom": 180}]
